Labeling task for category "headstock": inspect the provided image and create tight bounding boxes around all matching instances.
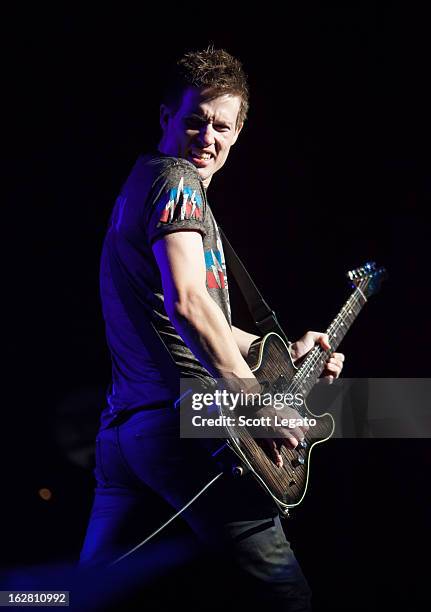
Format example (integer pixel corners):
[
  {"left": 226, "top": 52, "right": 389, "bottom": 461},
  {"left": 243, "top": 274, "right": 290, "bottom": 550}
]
[{"left": 347, "top": 261, "right": 387, "bottom": 298}]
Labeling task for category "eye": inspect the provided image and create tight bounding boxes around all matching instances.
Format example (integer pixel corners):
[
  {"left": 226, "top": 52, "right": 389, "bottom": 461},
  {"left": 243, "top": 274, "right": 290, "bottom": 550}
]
[
  {"left": 214, "top": 124, "right": 230, "bottom": 133},
  {"left": 184, "top": 118, "right": 200, "bottom": 129}
]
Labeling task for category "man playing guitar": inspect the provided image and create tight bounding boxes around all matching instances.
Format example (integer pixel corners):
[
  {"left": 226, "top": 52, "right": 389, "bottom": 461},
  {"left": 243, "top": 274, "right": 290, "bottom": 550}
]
[{"left": 79, "top": 46, "right": 344, "bottom": 610}]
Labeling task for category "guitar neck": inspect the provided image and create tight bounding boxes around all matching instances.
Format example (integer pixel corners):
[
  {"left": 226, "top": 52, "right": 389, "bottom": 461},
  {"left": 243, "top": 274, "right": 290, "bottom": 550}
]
[{"left": 292, "top": 287, "right": 368, "bottom": 396}]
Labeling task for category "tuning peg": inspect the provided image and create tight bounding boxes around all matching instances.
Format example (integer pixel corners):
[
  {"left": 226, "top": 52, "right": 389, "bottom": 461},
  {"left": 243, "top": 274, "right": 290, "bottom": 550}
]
[{"left": 346, "top": 262, "right": 387, "bottom": 295}]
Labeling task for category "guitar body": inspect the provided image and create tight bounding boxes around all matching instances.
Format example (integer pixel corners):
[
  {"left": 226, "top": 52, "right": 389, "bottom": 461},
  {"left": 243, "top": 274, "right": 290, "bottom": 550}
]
[
  {"left": 224, "top": 332, "right": 335, "bottom": 514},
  {"left": 221, "top": 262, "right": 386, "bottom": 514},
  {"left": 176, "top": 262, "right": 385, "bottom": 515}
]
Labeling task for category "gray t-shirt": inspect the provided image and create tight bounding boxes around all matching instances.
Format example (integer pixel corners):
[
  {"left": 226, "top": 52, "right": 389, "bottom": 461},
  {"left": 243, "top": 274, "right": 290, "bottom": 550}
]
[{"left": 99, "top": 153, "right": 231, "bottom": 428}]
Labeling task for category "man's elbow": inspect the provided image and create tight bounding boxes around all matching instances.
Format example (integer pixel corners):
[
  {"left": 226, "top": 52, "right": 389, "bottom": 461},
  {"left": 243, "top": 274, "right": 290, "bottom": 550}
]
[{"left": 165, "top": 288, "right": 208, "bottom": 326}]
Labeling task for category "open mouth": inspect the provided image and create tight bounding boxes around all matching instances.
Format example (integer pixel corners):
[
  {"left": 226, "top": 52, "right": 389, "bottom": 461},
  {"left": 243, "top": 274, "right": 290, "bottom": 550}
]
[{"left": 189, "top": 149, "right": 214, "bottom": 167}]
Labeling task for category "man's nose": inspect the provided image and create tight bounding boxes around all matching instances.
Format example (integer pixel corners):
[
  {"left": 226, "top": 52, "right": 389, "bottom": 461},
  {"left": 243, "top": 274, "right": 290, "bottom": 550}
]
[{"left": 197, "top": 123, "right": 215, "bottom": 146}]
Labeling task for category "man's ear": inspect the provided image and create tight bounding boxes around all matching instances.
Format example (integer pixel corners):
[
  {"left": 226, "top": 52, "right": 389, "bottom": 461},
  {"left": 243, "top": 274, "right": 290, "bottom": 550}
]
[
  {"left": 231, "top": 122, "right": 244, "bottom": 146},
  {"left": 160, "top": 104, "right": 171, "bottom": 131}
]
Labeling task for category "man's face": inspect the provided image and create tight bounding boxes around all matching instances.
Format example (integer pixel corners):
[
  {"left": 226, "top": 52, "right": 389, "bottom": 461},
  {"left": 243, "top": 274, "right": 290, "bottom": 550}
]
[{"left": 159, "top": 87, "right": 243, "bottom": 188}]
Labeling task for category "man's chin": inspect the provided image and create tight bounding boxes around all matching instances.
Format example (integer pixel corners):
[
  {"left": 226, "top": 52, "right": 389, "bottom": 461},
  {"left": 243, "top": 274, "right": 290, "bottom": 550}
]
[
  {"left": 195, "top": 165, "right": 212, "bottom": 182},
  {"left": 185, "top": 155, "right": 217, "bottom": 185}
]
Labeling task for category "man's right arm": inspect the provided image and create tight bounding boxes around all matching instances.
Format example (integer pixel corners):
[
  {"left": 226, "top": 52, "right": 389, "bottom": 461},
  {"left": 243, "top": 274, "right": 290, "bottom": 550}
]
[
  {"left": 153, "top": 230, "right": 305, "bottom": 466},
  {"left": 152, "top": 230, "right": 259, "bottom": 393}
]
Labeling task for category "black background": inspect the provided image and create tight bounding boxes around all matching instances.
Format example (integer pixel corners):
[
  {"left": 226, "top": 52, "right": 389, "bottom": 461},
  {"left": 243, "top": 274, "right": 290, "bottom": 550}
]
[{"left": 3, "top": 4, "right": 430, "bottom": 610}]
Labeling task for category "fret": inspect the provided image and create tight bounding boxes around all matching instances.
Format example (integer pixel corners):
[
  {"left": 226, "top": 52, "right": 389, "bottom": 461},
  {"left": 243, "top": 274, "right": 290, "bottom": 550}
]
[{"left": 291, "top": 288, "right": 368, "bottom": 397}]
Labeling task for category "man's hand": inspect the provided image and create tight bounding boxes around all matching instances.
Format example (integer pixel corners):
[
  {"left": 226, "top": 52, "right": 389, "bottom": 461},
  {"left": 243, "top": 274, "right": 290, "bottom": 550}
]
[
  {"left": 290, "top": 330, "right": 345, "bottom": 384},
  {"left": 255, "top": 331, "right": 345, "bottom": 468},
  {"left": 256, "top": 405, "right": 309, "bottom": 468}
]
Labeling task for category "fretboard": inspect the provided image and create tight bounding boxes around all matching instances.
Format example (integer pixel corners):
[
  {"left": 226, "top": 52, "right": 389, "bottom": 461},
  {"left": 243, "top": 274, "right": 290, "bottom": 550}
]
[{"left": 290, "top": 287, "right": 368, "bottom": 397}]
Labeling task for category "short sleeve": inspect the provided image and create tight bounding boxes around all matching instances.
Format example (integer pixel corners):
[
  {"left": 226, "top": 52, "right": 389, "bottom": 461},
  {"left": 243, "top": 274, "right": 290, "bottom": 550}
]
[{"left": 145, "top": 160, "right": 207, "bottom": 246}]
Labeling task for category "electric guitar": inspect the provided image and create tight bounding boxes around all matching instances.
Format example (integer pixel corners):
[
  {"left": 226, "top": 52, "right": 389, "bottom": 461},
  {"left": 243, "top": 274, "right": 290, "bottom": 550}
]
[{"left": 220, "top": 262, "right": 387, "bottom": 515}]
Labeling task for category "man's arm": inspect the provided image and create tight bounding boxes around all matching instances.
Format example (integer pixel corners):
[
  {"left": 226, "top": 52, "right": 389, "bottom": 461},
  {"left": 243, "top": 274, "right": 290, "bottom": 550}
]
[
  {"left": 152, "top": 231, "right": 259, "bottom": 393},
  {"left": 232, "top": 326, "right": 259, "bottom": 359},
  {"left": 232, "top": 328, "right": 345, "bottom": 381},
  {"left": 153, "top": 230, "right": 344, "bottom": 465}
]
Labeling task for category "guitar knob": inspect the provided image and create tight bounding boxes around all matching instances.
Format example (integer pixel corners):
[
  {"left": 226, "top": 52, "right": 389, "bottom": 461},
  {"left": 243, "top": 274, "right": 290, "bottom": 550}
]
[
  {"left": 232, "top": 465, "right": 245, "bottom": 477},
  {"left": 298, "top": 439, "right": 308, "bottom": 449},
  {"left": 291, "top": 456, "right": 305, "bottom": 468}
]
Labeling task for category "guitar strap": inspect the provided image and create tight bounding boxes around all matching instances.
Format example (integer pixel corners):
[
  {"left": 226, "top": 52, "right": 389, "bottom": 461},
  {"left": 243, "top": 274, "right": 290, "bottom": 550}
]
[{"left": 219, "top": 227, "right": 290, "bottom": 346}]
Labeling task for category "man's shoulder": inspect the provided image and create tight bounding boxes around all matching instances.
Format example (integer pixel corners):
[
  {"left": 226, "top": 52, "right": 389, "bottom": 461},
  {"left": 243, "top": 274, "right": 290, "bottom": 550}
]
[{"left": 136, "top": 153, "right": 201, "bottom": 183}]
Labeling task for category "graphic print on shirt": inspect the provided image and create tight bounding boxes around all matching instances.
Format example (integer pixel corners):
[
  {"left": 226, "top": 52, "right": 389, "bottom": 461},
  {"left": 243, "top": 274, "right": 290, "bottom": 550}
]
[
  {"left": 204, "top": 230, "right": 228, "bottom": 290},
  {"left": 158, "top": 176, "right": 203, "bottom": 225},
  {"left": 205, "top": 231, "right": 231, "bottom": 322},
  {"left": 205, "top": 247, "right": 226, "bottom": 289}
]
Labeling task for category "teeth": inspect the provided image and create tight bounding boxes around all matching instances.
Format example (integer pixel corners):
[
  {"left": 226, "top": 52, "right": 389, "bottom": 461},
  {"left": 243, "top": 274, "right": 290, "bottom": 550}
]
[{"left": 192, "top": 151, "right": 211, "bottom": 160}]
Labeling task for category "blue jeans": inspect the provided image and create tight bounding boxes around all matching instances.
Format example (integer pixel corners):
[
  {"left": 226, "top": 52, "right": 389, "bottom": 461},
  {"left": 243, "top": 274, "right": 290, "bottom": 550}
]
[{"left": 79, "top": 406, "right": 311, "bottom": 609}]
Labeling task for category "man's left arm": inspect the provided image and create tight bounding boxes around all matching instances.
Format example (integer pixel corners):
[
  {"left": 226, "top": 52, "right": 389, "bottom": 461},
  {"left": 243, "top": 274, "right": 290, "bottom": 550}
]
[
  {"left": 290, "top": 331, "right": 345, "bottom": 382},
  {"left": 232, "top": 326, "right": 259, "bottom": 359},
  {"left": 232, "top": 326, "right": 344, "bottom": 381}
]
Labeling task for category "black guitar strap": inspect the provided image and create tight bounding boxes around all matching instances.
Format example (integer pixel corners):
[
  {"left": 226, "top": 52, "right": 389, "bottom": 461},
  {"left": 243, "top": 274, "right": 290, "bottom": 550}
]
[{"left": 219, "top": 227, "right": 290, "bottom": 346}]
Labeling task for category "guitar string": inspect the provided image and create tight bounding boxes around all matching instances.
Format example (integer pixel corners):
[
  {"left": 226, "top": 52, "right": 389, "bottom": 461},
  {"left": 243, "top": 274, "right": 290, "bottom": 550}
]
[
  {"left": 288, "top": 285, "right": 368, "bottom": 397},
  {"left": 292, "top": 291, "right": 359, "bottom": 383},
  {"left": 287, "top": 282, "right": 371, "bottom": 442},
  {"left": 306, "top": 279, "right": 370, "bottom": 380},
  {"left": 287, "top": 293, "right": 362, "bottom": 401},
  {"left": 238, "top": 432, "right": 297, "bottom": 493},
  {"left": 284, "top": 285, "right": 369, "bottom": 446},
  {"left": 232, "top": 277, "right": 374, "bottom": 499},
  {"left": 252, "top": 280, "right": 371, "bottom": 493}
]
